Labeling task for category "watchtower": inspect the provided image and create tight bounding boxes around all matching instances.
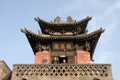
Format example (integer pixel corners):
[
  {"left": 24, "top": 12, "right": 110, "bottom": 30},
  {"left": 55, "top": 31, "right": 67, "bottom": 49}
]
[{"left": 11, "top": 16, "right": 113, "bottom": 80}]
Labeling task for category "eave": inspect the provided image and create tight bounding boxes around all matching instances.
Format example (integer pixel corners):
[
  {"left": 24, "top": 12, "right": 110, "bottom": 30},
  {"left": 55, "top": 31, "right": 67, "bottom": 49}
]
[
  {"left": 21, "top": 28, "right": 104, "bottom": 60},
  {"left": 34, "top": 16, "right": 92, "bottom": 34},
  {"left": 21, "top": 28, "right": 104, "bottom": 40}
]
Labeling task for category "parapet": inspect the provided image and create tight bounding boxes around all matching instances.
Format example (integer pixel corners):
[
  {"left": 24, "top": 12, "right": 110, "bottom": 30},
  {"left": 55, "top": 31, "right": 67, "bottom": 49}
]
[{"left": 11, "top": 64, "right": 112, "bottom": 80}]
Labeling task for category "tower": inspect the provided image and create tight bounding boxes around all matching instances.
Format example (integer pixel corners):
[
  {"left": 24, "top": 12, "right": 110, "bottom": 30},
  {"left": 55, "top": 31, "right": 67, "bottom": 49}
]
[
  {"left": 11, "top": 16, "right": 113, "bottom": 80},
  {"left": 21, "top": 16, "right": 103, "bottom": 64}
]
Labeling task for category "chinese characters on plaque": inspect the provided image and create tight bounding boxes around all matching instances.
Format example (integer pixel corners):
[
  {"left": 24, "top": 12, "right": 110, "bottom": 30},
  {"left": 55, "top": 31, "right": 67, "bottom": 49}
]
[{"left": 53, "top": 43, "right": 72, "bottom": 50}]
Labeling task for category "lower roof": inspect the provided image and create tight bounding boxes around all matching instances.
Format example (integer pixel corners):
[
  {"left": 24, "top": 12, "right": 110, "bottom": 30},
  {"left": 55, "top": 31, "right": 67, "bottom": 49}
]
[{"left": 21, "top": 28, "right": 104, "bottom": 60}]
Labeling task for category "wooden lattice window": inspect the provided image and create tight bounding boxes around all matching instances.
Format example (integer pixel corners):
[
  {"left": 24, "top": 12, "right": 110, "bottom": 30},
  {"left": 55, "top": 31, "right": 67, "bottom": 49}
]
[
  {"left": 53, "top": 43, "right": 59, "bottom": 50},
  {"left": 60, "top": 43, "right": 65, "bottom": 49},
  {"left": 66, "top": 43, "right": 72, "bottom": 49}
]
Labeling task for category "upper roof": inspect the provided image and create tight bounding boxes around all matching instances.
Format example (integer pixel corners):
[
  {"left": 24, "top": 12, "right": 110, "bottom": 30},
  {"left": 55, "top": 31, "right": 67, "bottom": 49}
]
[{"left": 34, "top": 16, "right": 92, "bottom": 35}]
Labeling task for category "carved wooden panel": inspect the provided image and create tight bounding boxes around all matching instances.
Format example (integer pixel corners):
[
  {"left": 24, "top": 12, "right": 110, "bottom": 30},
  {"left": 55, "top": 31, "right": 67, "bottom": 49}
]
[
  {"left": 53, "top": 43, "right": 59, "bottom": 50},
  {"left": 66, "top": 43, "right": 72, "bottom": 50},
  {"left": 60, "top": 43, "right": 65, "bottom": 49}
]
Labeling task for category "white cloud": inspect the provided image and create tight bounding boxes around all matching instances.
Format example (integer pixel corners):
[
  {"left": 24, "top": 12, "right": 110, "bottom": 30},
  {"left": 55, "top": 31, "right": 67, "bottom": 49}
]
[
  {"left": 104, "top": 2, "right": 120, "bottom": 15},
  {"left": 57, "top": 0, "right": 85, "bottom": 14}
]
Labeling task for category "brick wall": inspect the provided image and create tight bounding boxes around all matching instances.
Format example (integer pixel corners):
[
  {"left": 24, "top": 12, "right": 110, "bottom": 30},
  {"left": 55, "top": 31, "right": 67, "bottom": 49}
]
[
  {"left": 34, "top": 51, "right": 50, "bottom": 64},
  {"left": 76, "top": 50, "right": 90, "bottom": 64},
  {"left": 0, "top": 60, "right": 11, "bottom": 80}
]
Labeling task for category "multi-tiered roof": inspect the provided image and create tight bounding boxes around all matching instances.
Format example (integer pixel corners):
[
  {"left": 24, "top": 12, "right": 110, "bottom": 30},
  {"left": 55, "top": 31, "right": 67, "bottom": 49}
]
[{"left": 21, "top": 16, "right": 104, "bottom": 60}]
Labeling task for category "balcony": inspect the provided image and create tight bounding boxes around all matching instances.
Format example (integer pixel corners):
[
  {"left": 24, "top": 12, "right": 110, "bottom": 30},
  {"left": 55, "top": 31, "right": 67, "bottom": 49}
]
[{"left": 11, "top": 64, "right": 112, "bottom": 80}]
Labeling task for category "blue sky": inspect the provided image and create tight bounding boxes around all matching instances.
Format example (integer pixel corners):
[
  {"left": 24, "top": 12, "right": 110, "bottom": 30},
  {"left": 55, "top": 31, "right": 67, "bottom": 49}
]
[{"left": 0, "top": 0, "right": 120, "bottom": 79}]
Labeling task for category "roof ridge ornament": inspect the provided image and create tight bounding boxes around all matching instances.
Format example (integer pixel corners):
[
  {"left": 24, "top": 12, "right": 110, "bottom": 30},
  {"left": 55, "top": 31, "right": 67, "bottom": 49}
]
[
  {"left": 34, "top": 16, "right": 92, "bottom": 25},
  {"left": 53, "top": 16, "right": 75, "bottom": 24},
  {"left": 54, "top": 16, "right": 61, "bottom": 24},
  {"left": 66, "top": 16, "right": 76, "bottom": 23}
]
